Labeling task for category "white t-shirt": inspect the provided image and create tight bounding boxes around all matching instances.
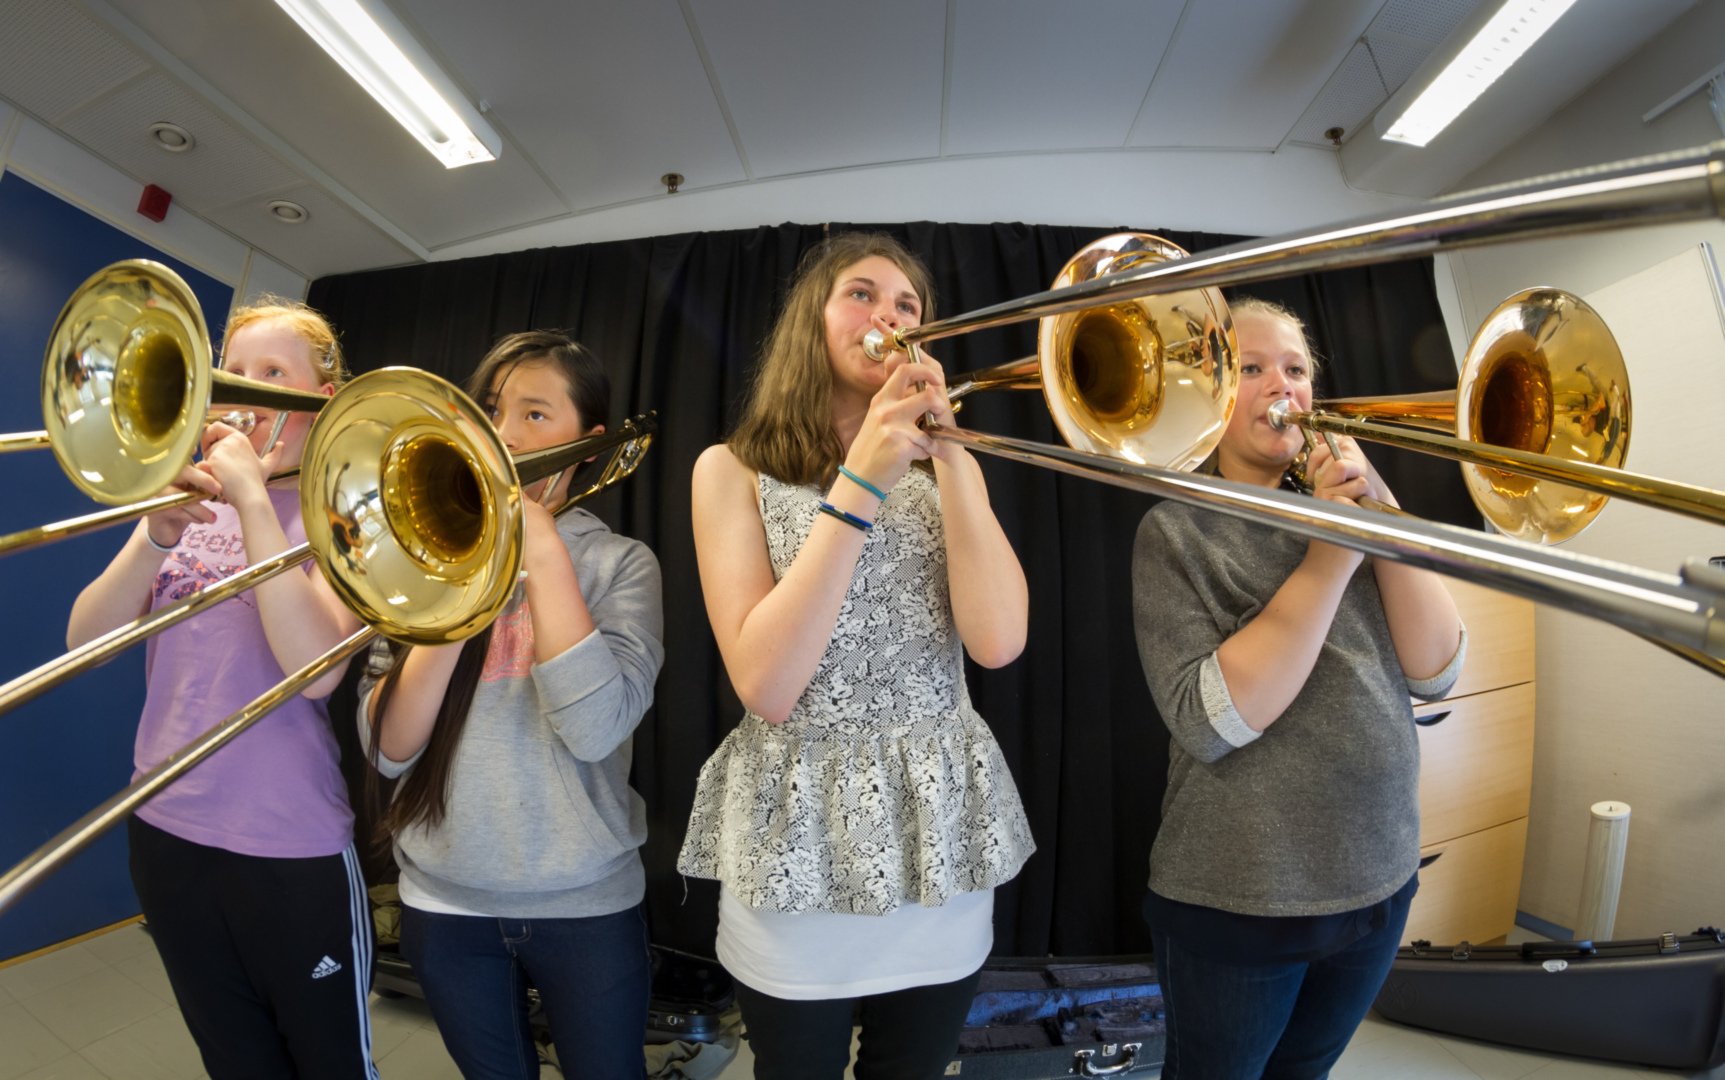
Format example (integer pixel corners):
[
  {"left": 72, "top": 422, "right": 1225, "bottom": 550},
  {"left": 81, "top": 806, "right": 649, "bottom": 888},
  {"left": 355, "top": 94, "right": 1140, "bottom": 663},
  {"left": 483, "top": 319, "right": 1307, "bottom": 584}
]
[
  {"left": 716, "top": 887, "right": 994, "bottom": 1000},
  {"left": 398, "top": 875, "right": 492, "bottom": 918}
]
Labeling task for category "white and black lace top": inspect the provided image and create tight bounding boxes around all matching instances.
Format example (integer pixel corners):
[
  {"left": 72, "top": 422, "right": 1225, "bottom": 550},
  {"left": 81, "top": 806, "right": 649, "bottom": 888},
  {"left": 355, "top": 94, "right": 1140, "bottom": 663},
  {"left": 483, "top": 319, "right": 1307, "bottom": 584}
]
[{"left": 677, "top": 467, "right": 1036, "bottom": 916}]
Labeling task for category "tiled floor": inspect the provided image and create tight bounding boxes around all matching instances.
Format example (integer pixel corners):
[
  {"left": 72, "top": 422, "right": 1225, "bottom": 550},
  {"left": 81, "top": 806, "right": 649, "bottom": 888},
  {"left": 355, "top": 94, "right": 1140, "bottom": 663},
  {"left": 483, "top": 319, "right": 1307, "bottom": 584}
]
[{"left": 2, "top": 921, "right": 1721, "bottom": 1080}]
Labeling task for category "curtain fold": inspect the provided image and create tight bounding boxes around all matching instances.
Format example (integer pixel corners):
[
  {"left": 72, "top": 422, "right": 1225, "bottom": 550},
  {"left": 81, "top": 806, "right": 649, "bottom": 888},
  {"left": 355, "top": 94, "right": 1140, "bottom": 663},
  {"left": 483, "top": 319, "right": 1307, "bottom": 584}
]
[{"left": 310, "top": 220, "right": 1472, "bottom": 958}]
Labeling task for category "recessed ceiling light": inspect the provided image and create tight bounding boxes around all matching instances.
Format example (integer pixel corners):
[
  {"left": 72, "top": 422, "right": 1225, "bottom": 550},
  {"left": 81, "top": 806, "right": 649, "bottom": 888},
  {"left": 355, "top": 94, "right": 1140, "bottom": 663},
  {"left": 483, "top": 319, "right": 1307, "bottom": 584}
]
[
  {"left": 1382, "top": 0, "right": 1580, "bottom": 148},
  {"left": 271, "top": 0, "right": 500, "bottom": 169},
  {"left": 268, "top": 200, "right": 309, "bottom": 224},
  {"left": 148, "top": 122, "right": 194, "bottom": 153}
]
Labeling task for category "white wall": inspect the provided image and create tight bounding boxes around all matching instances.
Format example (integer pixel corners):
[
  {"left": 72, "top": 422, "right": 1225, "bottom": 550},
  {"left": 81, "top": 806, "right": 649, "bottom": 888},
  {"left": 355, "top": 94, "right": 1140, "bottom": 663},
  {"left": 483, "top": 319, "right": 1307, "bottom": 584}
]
[
  {"left": 0, "top": 96, "right": 308, "bottom": 304},
  {"left": 432, "top": 144, "right": 1416, "bottom": 262},
  {"left": 1434, "top": 0, "right": 1725, "bottom": 938}
]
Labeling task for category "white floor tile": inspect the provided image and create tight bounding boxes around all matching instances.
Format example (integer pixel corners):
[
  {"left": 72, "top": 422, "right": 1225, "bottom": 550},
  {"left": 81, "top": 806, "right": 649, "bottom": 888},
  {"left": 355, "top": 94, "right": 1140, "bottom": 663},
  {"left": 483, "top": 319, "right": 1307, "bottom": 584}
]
[
  {"left": 376, "top": 1026, "right": 466, "bottom": 1080},
  {"left": 78, "top": 1006, "right": 205, "bottom": 1080},
  {"left": 0, "top": 947, "right": 107, "bottom": 1003},
  {"left": 0, "top": 1002, "right": 75, "bottom": 1080},
  {"left": 113, "top": 951, "right": 176, "bottom": 1004},
  {"left": 17, "top": 967, "right": 171, "bottom": 1050},
  {"left": 1332, "top": 1026, "right": 1482, "bottom": 1080},
  {"left": 1521, "top": 1057, "right": 1650, "bottom": 1080},
  {"left": 1434, "top": 1032, "right": 1559, "bottom": 1080},
  {"left": 7, "top": 1056, "right": 110, "bottom": 1080},
  {"left": 81, "top": 925, "right": 156, "bottom": 968},
  {"left": 368, "top": 993, "right": 433, "bottom": 1060}
]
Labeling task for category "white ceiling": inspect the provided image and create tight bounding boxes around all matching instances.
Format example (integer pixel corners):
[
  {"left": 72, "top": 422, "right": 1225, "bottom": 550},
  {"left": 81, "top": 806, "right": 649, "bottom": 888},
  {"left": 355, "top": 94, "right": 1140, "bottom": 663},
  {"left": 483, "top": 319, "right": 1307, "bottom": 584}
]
[{"left": 0, "top": 0, "right": 1700, "bottom": 280}]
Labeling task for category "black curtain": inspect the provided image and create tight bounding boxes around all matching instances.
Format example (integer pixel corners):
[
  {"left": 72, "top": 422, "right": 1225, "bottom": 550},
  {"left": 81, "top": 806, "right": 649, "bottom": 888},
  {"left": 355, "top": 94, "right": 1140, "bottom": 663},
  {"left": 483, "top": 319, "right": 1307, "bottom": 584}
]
[{"left": 309, "top": 221, "right": 1476, "bottom": 959}]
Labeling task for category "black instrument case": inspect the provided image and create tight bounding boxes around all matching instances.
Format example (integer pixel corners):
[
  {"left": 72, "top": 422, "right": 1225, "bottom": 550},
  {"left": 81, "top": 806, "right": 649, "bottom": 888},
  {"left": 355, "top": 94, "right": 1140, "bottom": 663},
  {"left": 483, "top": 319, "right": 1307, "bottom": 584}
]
[
  {"left": 945, "top": 955, "right": 1164, "bottom": 1077},
  {"left": 1374, "top": 929, "right": 1725, "bottom": 1070}
]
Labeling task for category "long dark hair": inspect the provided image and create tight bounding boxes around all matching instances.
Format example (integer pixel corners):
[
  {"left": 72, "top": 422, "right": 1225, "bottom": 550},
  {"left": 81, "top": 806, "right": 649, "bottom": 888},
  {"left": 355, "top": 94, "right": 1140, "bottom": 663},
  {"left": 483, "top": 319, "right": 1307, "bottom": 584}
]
[
  {"left": 729, "top": 232, "right": 935, "bottom": 486},
  {"left": 363, "top": 331, "right": 612, "bottom": 841}
]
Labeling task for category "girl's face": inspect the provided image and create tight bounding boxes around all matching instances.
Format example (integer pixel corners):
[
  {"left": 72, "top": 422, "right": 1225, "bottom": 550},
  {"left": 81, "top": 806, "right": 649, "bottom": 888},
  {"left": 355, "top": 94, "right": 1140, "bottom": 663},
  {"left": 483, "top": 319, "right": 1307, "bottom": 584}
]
[
  {"left": 220, "top": 317, "right": 334, "bottom": 455},
  {"left": 483, "top": 360, "right": 597, "bottom": 502},
  {"left": 823, "top": 255, "right": 923, "bottom": 400},
  {"left": 1224, "top": 313, "right": 1314, "bottom": 470}
]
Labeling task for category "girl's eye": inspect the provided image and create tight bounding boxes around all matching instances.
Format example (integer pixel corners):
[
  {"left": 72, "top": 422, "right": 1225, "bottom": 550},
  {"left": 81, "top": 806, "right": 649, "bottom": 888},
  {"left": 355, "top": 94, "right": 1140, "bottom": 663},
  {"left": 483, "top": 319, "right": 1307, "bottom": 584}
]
[
  {"left": 850, "top": 288, "right": 871, "bottom": 302},
  {"left": 1241, "top": 363, "right": 1261, "bottom": 375},
  {"left": 482, "top": 404, "right": 498, "bottom": 419},
  {"left": 267, "top": 367, "right": 286, "bottom": 378},
  {"left": 1289, "top": 365, "right": 1308, "bottom": 379},
  {"left": 897, "top": 301, "right": 918, "bottom": 316},
  {"left": 527, "top": 410, "right": 546, "bottom": 422}
]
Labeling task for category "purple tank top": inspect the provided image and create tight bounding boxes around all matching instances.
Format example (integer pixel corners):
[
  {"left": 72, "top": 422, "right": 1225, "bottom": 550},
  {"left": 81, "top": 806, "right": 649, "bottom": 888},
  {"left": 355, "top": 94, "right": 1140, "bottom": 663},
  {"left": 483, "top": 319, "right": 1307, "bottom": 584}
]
[{"left": 133, "top": 488, "right": 354, "bottom": 857}]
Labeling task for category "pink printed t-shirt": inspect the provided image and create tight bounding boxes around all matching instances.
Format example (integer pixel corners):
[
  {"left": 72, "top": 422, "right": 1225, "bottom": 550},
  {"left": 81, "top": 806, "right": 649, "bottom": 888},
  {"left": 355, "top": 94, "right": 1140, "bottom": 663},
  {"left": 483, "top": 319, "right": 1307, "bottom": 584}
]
[{"left": 133, "top": 488, "right": 354, "bottom": 857}]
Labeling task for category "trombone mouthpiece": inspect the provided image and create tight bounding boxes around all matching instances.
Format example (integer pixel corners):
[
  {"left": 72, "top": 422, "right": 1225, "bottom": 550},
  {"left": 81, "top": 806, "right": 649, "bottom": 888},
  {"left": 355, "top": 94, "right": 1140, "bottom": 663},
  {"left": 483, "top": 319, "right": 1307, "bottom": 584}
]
[
  {"left": 862, "top": 328, "right": 900, "bottom": 362},
  {"left": 1267, "top": 400, "right": 1296, "bottom": 430}
]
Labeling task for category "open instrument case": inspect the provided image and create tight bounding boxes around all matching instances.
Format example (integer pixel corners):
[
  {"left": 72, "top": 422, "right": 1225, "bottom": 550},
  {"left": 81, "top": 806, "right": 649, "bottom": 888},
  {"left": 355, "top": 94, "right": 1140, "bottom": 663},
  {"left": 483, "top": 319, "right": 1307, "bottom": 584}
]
[
  {"left": 944, "top": 954, "right": 1163, "bottom": 1077},
  {"left": 1375, "top": 929, "right": 1725, "bottom": 1071}
]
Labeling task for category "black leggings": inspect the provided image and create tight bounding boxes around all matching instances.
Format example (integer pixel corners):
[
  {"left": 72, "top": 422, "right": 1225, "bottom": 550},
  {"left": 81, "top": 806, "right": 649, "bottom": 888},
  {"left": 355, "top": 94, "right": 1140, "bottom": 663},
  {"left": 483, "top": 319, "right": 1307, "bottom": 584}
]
[
  {"left": 735, "top": 967, "right": 983, "bottom": 1080},
  {"left": 128, "top": 817, "right": 379, "bottom": 1080}
]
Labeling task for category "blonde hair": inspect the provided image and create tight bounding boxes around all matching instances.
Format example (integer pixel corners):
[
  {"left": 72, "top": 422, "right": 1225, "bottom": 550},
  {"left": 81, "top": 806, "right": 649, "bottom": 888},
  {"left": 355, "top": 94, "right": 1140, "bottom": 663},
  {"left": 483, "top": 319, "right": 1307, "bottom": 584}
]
[
  {"left": 729, "top": 233, "right": 935, "bottom": 486},
  {"left": 221, "top": 296, "right": 349, "bottom": 388},
  {"left": 1230, "top": 296, "right": 1321, "bottom": 374}
]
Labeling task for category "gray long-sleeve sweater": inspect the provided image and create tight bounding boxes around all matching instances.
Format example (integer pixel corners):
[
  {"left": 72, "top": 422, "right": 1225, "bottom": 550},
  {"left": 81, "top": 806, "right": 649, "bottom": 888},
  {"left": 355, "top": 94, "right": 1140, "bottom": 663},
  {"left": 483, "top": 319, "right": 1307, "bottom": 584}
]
[
  {"left": 1132, "top": 501, "right": 1464, "bottom": 918},
  {"left": 358, "top": 508, "right": 665, "bottom": 919}
]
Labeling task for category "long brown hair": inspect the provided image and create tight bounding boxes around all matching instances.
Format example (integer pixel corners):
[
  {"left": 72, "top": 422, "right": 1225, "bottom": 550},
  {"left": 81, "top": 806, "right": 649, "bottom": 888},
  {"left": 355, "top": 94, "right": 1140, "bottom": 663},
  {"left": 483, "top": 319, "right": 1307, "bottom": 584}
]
[
  {"left": 363, "top": 331, "right": 611, "bottom": 841},
  {"left": 729, "top": 232, "right": 935, "bottom": 486}
]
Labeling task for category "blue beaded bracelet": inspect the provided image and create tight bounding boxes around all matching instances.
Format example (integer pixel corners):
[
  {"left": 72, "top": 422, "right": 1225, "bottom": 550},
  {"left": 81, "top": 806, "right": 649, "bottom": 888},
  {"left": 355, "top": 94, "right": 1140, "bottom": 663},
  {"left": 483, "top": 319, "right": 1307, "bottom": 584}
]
[
  {"left": 818, "top": 502, "right": 873, "bottom": 532},
  {"left": 837, "top": 465, "right": 888, "bottom": 501}
]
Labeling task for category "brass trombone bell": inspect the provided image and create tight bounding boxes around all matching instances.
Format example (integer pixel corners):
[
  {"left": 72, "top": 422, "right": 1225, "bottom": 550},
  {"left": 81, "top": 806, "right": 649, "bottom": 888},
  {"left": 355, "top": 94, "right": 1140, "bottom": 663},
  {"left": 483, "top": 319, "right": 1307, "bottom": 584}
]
[
  {"left": 37, "top": 260, "right": 329, "bottom": 505},
  {"left": 869, "top": 233, "right": 1238, "bottom": 473},
  {"left": 1305, "top": 289, "right": 1635, "bottom": 544}
]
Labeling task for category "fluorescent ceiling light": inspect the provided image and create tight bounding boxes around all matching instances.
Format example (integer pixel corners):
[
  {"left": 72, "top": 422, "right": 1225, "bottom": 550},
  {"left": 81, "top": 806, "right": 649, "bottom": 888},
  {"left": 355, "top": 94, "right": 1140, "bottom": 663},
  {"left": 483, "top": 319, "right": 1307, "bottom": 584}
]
[
  {"left": 1382, "top": 0, "right": 1580, "bottom": 148},
  {"left": 273, "top": 0, "right": 500, "bottom": 168}
]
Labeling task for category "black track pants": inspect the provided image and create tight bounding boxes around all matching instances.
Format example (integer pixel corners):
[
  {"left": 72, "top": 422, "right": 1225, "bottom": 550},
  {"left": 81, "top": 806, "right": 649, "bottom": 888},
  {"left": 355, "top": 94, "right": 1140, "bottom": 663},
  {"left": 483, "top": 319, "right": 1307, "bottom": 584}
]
[{"left": 128, "top": 817, "right": 379, "bottom": 1080}]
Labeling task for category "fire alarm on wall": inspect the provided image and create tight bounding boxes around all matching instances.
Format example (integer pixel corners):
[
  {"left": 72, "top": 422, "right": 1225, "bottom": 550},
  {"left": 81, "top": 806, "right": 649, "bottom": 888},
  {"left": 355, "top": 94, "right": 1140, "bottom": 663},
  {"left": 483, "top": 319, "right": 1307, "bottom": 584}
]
[{"left": 137, "top": 184, "right": 172, "bottom": 223}]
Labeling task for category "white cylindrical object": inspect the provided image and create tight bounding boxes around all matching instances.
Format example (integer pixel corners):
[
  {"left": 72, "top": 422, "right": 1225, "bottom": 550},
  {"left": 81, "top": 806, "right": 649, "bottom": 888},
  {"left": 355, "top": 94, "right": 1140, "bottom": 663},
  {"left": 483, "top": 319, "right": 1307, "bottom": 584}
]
[{"left": 1575, "top": 801, "right": 1631, "bottom": 942}]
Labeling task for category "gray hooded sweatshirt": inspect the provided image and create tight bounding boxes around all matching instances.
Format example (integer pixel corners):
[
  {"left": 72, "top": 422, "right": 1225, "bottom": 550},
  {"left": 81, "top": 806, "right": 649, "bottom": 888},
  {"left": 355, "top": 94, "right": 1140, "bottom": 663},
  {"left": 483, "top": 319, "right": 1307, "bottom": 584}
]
[{"left": 358, "top": 508, "right": 665, "bottom": 919}]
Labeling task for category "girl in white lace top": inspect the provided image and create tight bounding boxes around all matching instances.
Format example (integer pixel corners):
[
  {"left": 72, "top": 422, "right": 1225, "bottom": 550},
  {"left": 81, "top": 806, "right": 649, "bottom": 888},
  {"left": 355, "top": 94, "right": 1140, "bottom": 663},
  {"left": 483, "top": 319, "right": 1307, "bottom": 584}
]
[{"left": 678, "top": 233, "right": 1035, "bottom": 1079}]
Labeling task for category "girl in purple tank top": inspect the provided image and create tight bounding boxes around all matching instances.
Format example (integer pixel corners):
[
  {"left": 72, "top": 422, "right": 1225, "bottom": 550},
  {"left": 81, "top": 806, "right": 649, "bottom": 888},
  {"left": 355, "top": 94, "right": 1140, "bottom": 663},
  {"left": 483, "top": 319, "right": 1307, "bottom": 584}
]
[{"left": 66, "top": 300, "right": 380, "bottom": 1080}]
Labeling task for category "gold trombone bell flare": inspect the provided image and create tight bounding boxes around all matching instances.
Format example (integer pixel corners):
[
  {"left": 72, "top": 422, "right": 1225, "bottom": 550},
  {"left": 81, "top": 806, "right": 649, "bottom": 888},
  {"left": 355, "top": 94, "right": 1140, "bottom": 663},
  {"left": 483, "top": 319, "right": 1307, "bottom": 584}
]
[{"left": 39, "top": 260, "right": 329, "bottom": 505}]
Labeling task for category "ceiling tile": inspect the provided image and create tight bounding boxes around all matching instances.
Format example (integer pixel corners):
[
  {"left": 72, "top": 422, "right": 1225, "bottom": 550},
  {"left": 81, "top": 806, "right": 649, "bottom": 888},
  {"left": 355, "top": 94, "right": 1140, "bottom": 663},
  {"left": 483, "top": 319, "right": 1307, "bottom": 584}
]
[
  {"left": 398, "top": 0, "right": 745, "bottom": 212},
  {"left": 945, "top": 0, "right": 1183, "bottom": 155},
  {"left": 688, "top": 0, "right": 946, "bottom": 177},
  {"left": 1368, "top": 0, "right": 1480, "bottom": 44},
  {"left": 204, "top": 182, "right": 417, "bottom": 280},
  {"left": 1129, "top": 0, "right": 1386, "bottom": 149},
  {"left": 0, "top": 0, "right": 150, "bottom": 123},
  {"left": 103, "top": 0, "right": 569, "bottom": 249},
  {"left": 58, "top": 72, "right": 304, "bottom": 212},
  {"left": 1285, "top": 40, "right": 1387, "bottom": 147}
]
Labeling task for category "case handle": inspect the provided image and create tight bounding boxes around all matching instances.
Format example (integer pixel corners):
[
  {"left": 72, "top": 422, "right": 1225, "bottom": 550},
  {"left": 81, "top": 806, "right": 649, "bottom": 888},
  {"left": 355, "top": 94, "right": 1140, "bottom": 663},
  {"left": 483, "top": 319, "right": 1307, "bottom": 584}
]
[
  {"left": 1415, "top": 710, "right": 1452, "bottom": 727},
  {"left": 1419, "top": 851, "right": 1445, "bottom": 869},
  {"left": 1074, "top": 1042, "right": 1143, "bottom": 1076}
]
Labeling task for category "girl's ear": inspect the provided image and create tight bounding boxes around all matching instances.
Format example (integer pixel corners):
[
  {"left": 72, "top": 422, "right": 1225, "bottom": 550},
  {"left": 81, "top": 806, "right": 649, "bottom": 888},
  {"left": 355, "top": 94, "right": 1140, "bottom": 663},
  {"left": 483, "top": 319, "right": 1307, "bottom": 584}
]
[
  {"left": 586, "top": 423, "right": 607, "bottom": 438},
  {"left": 319, "top": 382, "right": 337, "bottom": 398}
]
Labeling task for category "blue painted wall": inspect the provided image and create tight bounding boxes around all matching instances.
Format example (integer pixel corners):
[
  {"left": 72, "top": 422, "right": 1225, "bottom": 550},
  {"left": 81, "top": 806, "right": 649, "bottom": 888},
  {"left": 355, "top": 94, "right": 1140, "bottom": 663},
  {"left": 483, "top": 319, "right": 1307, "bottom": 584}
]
[{"left": 0, "top": 171, "right": 232, "bottom": 960}]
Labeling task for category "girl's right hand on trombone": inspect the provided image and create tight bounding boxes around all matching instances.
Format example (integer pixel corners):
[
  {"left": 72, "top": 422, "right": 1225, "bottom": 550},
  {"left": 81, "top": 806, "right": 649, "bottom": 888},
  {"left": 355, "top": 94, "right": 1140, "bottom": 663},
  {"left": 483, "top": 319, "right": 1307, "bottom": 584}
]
[{"left": 144, "top": 464, "right": 222, "bottom": 548}]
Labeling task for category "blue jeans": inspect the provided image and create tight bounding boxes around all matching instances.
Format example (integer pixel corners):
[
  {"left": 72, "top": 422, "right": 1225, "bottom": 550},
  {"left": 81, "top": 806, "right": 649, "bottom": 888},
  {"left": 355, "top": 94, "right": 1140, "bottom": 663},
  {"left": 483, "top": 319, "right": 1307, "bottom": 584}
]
[
  {"left": 399, "top": 904, "right": 651, "bottom": 1080},
  {"left": 1151, "top": 889, "right": 1413, "bottom": 1080}
]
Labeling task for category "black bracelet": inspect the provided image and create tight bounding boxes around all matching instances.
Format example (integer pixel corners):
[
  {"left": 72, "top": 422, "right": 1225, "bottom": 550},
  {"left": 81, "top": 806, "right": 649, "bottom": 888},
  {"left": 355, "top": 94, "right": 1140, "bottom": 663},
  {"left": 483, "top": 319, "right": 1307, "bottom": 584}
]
[{"left": 818, "top": 502, "right": 873, "bottom": 532}]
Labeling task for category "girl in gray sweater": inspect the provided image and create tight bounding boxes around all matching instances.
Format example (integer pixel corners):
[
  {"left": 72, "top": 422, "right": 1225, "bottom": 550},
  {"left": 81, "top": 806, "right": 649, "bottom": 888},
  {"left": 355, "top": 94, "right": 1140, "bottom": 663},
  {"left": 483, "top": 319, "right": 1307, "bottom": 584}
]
[
  {"left": 1133, "top": 299, "right": 1465, "bottom": 1080},
  {"left": 359, "top": 333, "right": 664, "bottom": 1080}
]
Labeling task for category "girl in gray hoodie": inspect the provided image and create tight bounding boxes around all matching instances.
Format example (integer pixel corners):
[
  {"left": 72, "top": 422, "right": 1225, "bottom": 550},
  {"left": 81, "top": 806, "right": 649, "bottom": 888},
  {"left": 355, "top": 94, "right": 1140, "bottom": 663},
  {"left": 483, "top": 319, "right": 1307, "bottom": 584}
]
[{"left": 359, "top": 332, "right": 664, "bottom": 1080}]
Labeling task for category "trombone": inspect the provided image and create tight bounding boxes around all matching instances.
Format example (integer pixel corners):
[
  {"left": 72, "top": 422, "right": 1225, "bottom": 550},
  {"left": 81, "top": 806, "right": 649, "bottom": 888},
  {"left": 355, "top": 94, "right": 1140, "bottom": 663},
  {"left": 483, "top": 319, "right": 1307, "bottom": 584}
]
[
  {"left": 861, "top": 141, "right": 1725, "bottom": 674},
  {"left": 6, "top": 260, "right": 331, "bottom": 505},
  {"left": 0, "top": 376, "right": 657, "bottom": 912},
  {"left": 0, "top": 370, "right": 656, "bottom": 715},
  {"left": 1266, "top": 287, "right": 1725, "bottom": 543}
]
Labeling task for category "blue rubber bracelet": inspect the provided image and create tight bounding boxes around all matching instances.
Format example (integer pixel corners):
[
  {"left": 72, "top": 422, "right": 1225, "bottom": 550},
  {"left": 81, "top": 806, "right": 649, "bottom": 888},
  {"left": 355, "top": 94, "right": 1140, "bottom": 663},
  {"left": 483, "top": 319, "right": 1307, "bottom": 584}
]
[
  {"left": 818, "top": 502, "right": 873, "bottom": 532},
  {"left": 837, "top": 465, "right": 888, "bottom": 501}
]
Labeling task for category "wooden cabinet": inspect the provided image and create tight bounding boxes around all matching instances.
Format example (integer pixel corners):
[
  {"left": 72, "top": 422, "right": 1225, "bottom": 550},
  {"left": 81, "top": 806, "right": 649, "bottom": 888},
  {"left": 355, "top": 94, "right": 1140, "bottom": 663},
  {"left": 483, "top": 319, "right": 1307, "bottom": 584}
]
[{"left": 1400, "top": 579, "right": 1536, "bottom": 946}]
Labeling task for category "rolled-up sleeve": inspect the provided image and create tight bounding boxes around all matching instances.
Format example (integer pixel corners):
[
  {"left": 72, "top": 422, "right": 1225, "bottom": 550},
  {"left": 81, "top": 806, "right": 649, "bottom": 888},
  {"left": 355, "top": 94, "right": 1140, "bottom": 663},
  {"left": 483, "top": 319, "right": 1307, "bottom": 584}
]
[
  {"left": 537, "top": 542, "right": 665, "bottom": 763},
  {"left": 1407, "top": 622, "right": 1468, "bottom": 702},
  {"left": 1133, "top": 509, "right": 1255, "bottom": 765}
]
